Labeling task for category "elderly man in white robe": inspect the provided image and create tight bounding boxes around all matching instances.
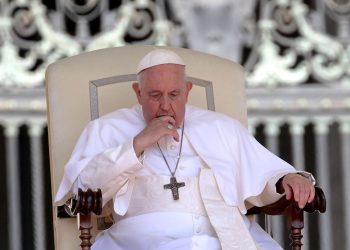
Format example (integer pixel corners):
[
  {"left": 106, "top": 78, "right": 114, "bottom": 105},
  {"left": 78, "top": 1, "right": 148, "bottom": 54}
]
[{"left": 55, "top": 49, "right": 315, "bottom": 250}]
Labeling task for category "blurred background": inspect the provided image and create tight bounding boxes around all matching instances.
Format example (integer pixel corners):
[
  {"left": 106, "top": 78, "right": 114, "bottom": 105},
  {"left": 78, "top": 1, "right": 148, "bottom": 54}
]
[{"left": 0, "top": 0, "right": 349, "bottom": 249}]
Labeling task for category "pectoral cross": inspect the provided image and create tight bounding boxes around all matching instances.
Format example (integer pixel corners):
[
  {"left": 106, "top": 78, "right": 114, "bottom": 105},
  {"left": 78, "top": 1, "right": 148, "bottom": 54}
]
[{"left": 164, "top": 176, "right": 185, "bottom": 200}]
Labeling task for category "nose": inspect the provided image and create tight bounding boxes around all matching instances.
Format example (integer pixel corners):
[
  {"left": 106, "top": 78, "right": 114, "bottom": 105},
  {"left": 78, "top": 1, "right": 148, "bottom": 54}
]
[{"left": 160, "top": 95, "right": 171, "bottom": 110}]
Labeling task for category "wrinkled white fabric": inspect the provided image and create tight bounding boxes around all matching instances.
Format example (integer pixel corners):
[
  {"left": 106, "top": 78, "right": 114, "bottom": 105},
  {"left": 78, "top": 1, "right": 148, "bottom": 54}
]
[
  {"left": 199, "top": 167, "right": 259, "bottom": 249},
  {"left": 55, "top": 105, "right": 294, "bottom": 209},
  {"left": 92, "top": 212, "right": 221, "bottom": 250},
  {"left": 121, "top": 176, "right": 207, "bottom": 218},
  {"left": 92, "top": 174, "right": 281, "bottom": 250},
  {"left": 55, "top": 104, "right": 293, "bottom": 249}
]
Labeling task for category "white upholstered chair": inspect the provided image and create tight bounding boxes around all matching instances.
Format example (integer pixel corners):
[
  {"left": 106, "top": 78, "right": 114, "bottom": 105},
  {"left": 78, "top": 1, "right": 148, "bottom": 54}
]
[
  {"left": 45, "top": 45, "right": 325, "bottom": 250},
  {"left": 46, "top": 45, "right": 247, "bottom": 250}
]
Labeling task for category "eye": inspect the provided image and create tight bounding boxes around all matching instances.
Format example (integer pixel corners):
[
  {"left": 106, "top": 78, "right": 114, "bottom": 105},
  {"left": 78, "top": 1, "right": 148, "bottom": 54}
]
[
  {"left": 149, "top": 93, "right": 161, "bottom": 100},
  {"left": 169, "top": 91, "right": 180, "bottom": 99}
]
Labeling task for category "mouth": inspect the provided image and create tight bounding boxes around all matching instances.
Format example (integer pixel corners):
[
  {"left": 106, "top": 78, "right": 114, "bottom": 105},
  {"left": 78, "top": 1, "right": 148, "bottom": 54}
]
[{"left": 157, "top": 114, "right": 175, "bottom": 119}]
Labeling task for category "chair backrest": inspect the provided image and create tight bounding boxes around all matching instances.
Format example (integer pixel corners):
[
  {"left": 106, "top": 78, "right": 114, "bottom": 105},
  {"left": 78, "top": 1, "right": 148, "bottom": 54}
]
[{"left": 45, "top": 45, "right": 247, "bottom": 250}]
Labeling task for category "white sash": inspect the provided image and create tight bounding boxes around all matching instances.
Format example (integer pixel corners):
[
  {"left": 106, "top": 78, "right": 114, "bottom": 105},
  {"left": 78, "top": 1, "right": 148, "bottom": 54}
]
[{"left": 199, "top": 168, "right": 260, "bottom": 250}]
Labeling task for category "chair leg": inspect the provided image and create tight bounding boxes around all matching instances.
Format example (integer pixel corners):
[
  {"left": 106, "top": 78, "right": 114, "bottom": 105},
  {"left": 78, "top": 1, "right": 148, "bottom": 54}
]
[
  {"left": 290, "top": 228, "right": 303, "bottom": 250},
  {"left": 287, "top": 205, "right": 304, "bottom": 250},
  {"left": 79, "top": 214, "right": 93, "bottom": 250}
]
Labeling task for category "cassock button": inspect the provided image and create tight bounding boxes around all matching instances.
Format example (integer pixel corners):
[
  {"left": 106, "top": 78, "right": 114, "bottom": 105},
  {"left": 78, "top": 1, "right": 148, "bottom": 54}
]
[
  {"left": 170, "top": 145, "right": 176, "bottom": 150},
  {"left": 196, "top": 228, "right": 201, "bottom": 234}
]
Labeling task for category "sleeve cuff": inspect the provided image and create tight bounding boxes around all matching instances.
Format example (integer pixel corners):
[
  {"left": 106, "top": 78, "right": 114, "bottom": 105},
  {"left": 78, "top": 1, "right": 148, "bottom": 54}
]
[{"left": 132, "top": 137, "right": 145, "bottom": 164}]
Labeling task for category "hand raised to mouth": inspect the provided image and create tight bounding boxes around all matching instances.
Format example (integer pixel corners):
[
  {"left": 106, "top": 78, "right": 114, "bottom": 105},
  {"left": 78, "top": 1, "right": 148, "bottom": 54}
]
[{"left": 133, "top": 116, "right": 179, "bottom": 157}]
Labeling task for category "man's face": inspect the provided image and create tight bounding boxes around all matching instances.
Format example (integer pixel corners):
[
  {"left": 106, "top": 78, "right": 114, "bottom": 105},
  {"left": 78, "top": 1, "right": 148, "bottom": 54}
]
[{"left": 132, "top": 64, "right": 192, "bottom": 128}]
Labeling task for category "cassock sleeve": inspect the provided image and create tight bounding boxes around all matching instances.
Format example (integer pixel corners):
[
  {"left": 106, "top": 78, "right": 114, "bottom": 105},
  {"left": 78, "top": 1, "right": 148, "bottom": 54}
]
[
  {"left": 54, "top": 117, "right": 143, "bottom": 214},
  {"left": 245, "top": 174, "right": 285, "bottom": 208},
  {"left": 78, "top": 138, "right": 143, "bottom": 207},
  {"left": 184, "top": 111, "right": 296, "bottom": 213},
  {"left": 225, "top": 120, "right": 296, "bottom": 209}
]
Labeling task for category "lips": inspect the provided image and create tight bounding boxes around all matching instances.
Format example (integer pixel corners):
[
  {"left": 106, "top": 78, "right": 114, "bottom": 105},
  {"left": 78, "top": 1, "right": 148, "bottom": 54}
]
[{"left": 157, "top": 114, "right": 175, "bottom": 118}]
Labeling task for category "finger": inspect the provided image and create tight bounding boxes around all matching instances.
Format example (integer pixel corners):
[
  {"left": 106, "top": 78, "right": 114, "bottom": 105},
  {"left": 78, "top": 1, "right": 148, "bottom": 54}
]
[
  {"left": 172, "top": 130, "right": 180, "bottom": 142},
  {"left": 284, "top": 184, "right": 293, "bottom": 200},
  {"left": 168, "top": 118, "right": 176, "bottom": 127},
  {"left": 136, "top": 124, "right": 171, "bottom": 147},
  {"left": 157, "top": 115, "right": 176, "bottom": 126},
  {"left": 298, "top": 185, "right": 307, "bottom": 208},
  {"left": 151, "top": 117, "right": 174, "bottom": 127},
  {"left": 308, "top": 186, "right": 316, "bottom": 203},
  {"left": 160, "top": 119, "right": 181, "bottom": 140},
  {"left": 160, "top": 124, "right": 179, "bottom": 141},
  {"left": 292, "top": 184, "right": 300, "bottom": 203}
]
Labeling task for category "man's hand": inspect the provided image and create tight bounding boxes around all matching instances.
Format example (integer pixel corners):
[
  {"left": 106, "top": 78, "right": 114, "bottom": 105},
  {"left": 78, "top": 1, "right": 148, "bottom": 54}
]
[
  {"left": 277, "top": 173, "right": 316, "bottom": 209},
  {"left": 133, "top": 116, "right": 179, "bottom": 156}
]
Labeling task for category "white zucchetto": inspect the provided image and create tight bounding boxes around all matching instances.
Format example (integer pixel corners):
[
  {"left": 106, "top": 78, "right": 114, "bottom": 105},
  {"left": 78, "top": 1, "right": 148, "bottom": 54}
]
[{"left": 136, "top": 49, "right": 185, "bottom": 74}]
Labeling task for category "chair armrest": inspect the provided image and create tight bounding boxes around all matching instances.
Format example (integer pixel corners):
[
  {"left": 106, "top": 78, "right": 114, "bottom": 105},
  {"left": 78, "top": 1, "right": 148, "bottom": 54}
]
[
  {"left": 65, "top": 188, "right": 103, "bottom": 216},
  {"left": 59, "top": 189, "right": 103, "bottom": 250},
  {"left": 247, "top": 186, "right": 326, "bottom": 250},
  {"left": 246, "top": 186, "right": 326, "bottom": 215}
]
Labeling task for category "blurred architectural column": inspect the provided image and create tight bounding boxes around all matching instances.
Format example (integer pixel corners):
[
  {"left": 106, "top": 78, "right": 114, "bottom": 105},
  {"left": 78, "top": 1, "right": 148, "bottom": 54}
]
[
  {"left": 265, "top": 119, "right": 284, "bottom": 245},
  {"left": 29, "top": 120, "right": 46, "bottom": 250},
  {"left": 339, "top": 117, "right": 350, "bottom": 250},
  {"left": 290, "top": 119, "right": 309, "bottom": 250},
  {"left": 5, "top": 121, "right": 22, "bottom": 250},
  {"left": 290, "top": 119, "right": 306, "bottom": 169},
  {"left": 314, "top": 118, "right": 332, "bottom": 250}
]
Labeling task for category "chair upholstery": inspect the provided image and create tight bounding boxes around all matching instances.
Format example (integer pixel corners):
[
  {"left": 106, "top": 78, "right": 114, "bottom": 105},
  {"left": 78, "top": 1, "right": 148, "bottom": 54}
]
[{"left": 46, "top": 45, "right": 247, "bottom": 250}]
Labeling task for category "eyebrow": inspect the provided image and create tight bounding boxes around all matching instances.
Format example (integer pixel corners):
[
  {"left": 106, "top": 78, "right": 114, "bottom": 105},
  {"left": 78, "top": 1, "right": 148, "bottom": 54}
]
[
  {"left": 171, "top": 90, "right": 181, "bottom": 93},
  {"left": 148, "top": 90, "right": 162, "bottom": 95},
  {"left": 147, "top": 89, "right": 182, "bottom": 94}
]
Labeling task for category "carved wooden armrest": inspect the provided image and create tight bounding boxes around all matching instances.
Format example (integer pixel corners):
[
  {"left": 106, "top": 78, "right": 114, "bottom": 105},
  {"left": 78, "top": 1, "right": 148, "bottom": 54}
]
[
  {"left": 59, "top": 187, "right": 325, "bottom": 250},
  {"left": 247, "top": 186, "right": 326, "bottom": 250},
  {"left": 62, "top": 188, "right": 102, "bottom": 250}
]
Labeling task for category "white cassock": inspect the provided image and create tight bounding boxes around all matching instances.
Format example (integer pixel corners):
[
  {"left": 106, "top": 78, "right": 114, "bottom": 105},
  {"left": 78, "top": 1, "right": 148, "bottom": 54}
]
[{"left": 55, "top": 104, "right": 296, "bottom": 250}]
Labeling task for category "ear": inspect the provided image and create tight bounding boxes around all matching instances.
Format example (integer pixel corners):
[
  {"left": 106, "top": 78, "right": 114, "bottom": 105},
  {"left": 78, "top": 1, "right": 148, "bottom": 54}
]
[
  {"left": 185, "top": 81, "right": 193, "bottom": 99},
  {"left": 132, "top": 82, "right": 142, "bottom": 103}
]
